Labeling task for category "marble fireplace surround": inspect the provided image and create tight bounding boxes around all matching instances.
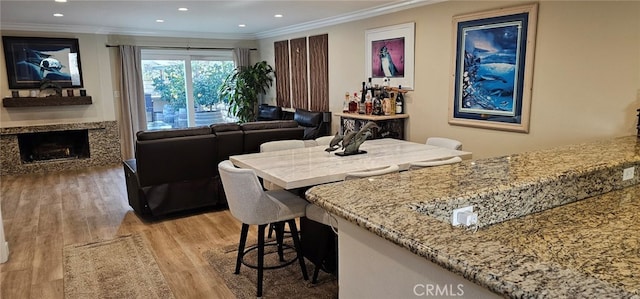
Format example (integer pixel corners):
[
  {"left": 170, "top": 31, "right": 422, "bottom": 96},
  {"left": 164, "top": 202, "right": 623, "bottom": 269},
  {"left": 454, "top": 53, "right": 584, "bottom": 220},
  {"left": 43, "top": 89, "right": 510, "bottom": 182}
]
[{"left": 0, "top": 121, "right": 121, "bottom": 176}]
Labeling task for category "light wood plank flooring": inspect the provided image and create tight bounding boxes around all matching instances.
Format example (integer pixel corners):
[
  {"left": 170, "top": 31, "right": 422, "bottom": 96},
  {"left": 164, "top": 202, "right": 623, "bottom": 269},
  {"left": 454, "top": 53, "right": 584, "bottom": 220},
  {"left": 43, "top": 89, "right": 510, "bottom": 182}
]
[{"left": 0, "top": 164, "right": 259, "bottom": 299}]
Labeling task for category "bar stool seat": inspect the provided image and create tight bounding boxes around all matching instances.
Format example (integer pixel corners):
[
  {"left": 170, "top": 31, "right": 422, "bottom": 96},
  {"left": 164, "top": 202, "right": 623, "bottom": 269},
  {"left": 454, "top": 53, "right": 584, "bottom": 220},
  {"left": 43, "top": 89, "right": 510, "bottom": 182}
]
[{"left": 218, "top": 160, "right": 309, "bottom": 298}]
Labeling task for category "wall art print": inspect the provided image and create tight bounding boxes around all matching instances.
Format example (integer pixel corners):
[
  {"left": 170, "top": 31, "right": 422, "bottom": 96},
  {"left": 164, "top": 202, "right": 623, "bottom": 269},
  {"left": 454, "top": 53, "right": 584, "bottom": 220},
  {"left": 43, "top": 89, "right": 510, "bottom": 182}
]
[
  {"left": 2, "top": 36, "right": 84, "bottom": 89},
  {"left": 365, "top": 22, "right": 414, "bottom": 90},
  {"left": 449, "top": 4, "right": 538, "bottom": 133}
]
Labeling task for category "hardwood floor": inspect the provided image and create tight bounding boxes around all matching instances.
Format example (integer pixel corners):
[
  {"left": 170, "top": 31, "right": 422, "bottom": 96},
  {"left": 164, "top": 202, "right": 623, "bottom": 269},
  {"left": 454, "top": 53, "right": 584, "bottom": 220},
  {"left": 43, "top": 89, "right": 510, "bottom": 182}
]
[{"left": 0, "top": 164, "right": 256, "bottom": 299}]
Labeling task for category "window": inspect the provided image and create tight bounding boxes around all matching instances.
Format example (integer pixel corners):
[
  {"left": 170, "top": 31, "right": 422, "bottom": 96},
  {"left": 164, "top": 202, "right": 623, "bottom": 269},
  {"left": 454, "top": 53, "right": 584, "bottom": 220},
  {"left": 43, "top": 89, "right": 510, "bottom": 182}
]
[{"left": 141, "top": 49, "right": 236, "bottom": 130}]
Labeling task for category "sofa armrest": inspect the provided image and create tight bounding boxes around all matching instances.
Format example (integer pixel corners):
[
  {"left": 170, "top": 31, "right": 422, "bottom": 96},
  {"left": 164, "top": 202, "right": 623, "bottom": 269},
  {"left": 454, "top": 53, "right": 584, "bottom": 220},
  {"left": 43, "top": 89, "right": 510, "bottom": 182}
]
[{"left": 123, "top": 159, "right": 148, "bottom": 215}]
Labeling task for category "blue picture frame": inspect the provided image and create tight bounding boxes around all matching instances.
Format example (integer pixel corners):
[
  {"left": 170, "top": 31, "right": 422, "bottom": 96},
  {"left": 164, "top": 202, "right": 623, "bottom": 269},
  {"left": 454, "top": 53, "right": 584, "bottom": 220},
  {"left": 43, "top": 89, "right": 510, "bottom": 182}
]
[{"left": 449, "top": 4, "right": 538, "bottom": 133}]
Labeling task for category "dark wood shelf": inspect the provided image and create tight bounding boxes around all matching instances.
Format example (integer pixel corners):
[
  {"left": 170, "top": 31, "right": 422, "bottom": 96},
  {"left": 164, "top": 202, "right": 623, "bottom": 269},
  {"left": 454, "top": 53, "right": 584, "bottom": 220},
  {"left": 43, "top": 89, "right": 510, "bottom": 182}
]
[{"left": 2, "top": 96, "right": 92, "bottom": 107}]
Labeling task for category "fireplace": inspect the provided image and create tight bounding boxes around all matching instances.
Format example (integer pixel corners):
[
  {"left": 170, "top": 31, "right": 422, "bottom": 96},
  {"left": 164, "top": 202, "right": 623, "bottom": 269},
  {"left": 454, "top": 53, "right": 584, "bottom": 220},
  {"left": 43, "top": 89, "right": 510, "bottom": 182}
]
[
  {"left": 0, "top": 121, "right": 121, "bottom": 175},
  {"left": 17, "top": 130, "right": 90, "bottom": 162}
]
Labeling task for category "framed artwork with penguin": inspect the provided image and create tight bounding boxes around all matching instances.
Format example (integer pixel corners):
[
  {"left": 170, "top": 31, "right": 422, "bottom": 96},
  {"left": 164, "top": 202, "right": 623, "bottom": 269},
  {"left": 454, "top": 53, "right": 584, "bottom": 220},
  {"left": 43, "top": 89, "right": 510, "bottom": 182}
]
[
  {"left": 365, "top": 22, "right": 415, "bottom": 90},
  {"left": 449, "top": 4, "right": 538, "bottom": 133},
  {"left": 2, "top": 36, "right": 84, "bottom": 89}
]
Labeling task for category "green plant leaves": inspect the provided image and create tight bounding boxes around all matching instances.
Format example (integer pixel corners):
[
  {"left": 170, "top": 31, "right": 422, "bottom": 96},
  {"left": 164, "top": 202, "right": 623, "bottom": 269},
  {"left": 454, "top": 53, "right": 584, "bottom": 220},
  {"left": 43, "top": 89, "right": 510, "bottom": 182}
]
[{"left": 219, "top": 61, "right": 274, "bottom": 123}]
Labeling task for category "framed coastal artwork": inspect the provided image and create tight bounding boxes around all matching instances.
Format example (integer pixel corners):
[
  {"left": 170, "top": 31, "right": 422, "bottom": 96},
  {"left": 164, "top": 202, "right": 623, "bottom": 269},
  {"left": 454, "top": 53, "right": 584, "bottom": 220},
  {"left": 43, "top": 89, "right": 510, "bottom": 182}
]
[
  {"left": 449, "top": 4, "right": 538, "bottom": 133},
  {"left": 365, "top": 22, "right": 415, "bottom": 90},
  {"left": 2, "top": 36, "right": 84, "bottom": 89}
]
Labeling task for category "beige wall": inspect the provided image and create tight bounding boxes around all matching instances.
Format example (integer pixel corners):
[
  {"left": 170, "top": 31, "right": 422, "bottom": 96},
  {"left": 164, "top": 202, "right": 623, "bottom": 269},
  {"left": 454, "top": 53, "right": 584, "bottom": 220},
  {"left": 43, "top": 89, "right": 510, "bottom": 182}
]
[
  {"left": 258, "top": 0, "right": 640, "bottom": 159},
  {"left": 1, "top": 1, "right": 638, "bottom": 159},
  {"left": 0, "top": 32, "right": 258, "bottom": 129},
  {"left": 0, "top": 32, "right": 116, "bottom": 128}
]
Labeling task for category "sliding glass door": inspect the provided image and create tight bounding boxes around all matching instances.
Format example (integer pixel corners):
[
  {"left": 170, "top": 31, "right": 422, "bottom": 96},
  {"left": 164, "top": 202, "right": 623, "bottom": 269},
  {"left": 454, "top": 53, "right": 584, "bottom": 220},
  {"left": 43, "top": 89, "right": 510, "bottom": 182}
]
[{"left": 141, "top": 49, "right": 236, "bottom": 130}]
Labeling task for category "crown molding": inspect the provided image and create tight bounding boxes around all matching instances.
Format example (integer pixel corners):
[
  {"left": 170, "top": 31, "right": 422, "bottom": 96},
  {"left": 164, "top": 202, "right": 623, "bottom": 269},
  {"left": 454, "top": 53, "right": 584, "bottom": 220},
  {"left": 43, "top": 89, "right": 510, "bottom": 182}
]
[
  {"left": 0, "top": 22, "right": 257, "bottom": 40},
  {"left": 255, "top": 0, "right": 446, "bottom": 39},
  {"left": 1, "top": 0, "right": 445, "bottom": 41}
]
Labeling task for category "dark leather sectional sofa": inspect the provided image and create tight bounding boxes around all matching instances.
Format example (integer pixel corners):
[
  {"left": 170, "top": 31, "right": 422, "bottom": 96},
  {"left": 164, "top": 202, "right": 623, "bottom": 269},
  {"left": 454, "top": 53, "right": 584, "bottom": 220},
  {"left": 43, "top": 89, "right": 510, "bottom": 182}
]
[{"left": 123, "top": 108, "right": 330, "bottom": 219}]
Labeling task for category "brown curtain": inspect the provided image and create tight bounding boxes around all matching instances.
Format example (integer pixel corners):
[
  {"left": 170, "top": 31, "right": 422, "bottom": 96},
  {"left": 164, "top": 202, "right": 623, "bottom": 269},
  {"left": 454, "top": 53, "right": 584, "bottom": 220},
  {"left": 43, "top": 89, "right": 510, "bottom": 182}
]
[
  {"left": 290, "top": 37, "right": 308, "bottom": 110},
  {"left": 308, "top": 34, "right": 329, "bottom": 112},
  {"left": 274, "top": 40, "right": 290, "bottom": 108}
]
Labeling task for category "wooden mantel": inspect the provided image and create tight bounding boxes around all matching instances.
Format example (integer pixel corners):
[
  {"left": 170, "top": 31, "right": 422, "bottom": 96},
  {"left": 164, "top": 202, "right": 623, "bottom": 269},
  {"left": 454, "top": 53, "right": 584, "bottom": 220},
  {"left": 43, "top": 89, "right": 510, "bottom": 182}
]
[{"left": 2, "top": 96, "right": 92, "bottom": 107}]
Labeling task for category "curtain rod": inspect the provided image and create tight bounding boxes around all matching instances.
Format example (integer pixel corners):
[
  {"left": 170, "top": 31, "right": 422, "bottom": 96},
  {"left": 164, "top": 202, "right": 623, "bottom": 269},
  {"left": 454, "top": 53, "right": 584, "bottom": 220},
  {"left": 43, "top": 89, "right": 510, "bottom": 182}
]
[{"left": 105, "top": 44, "right": 257, "bottom": 51}]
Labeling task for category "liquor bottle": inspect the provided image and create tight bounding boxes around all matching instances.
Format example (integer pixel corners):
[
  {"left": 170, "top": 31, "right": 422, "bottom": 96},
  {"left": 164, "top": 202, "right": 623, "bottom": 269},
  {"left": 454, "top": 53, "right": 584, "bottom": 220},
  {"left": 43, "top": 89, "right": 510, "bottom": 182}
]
[
  {"left": 396, "top": 85, "right": 404, "bottom": 114},
  {"left": 389, "top": 92, "right": 397, "bottom": 115},
  {"left": 373, "top": 92, "right": 382, "bottom": 115},
  {"left": 365, "top": 94, "right": 373, "bottom": 115},
  {"left": 349, "top": 92, "right": 359, "bottom": 113},
  {"left": 370, "top": 82, "right": 377, "bottom": 100},
  {"left": 343, "top": 92, "right": 350, "bottom": 113},
  {"left": 382, "top": 97, "right": 391, "bottom": 116}
]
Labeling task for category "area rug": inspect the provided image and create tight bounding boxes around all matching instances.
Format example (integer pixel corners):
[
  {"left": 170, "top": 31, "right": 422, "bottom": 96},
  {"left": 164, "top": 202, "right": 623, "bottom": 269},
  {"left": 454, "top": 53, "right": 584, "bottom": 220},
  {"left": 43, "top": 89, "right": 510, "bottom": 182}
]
[
  {"left": 204, "top": 241, "right": 338, "bottom": 299},
  {"left": 63, "top": 234, "right": 175, "bottom": 299}
]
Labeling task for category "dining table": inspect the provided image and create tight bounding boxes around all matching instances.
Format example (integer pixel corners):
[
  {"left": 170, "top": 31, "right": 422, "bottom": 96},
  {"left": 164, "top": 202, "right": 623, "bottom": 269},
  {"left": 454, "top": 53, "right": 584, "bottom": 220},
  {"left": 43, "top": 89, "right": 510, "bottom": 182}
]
[
  {"left": 229, "top": 137, "right": 472, "bottom": 280},
  {"left": 229, "top": 138, "right": 472, "bottom": 190}
]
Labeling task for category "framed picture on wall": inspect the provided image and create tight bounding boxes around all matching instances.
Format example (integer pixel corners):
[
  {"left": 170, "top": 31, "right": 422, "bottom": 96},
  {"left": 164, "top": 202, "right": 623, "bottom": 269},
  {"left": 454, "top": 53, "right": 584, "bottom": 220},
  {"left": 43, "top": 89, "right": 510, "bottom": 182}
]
[
  {"left": 449, "top": 4, "right": 538, "bottom": 133},
  {"left": 365, "top": 22, "right": 415, "bottom": 90},
  {"left": 2, "top": 36, "right": 84, "bottom": 89}
]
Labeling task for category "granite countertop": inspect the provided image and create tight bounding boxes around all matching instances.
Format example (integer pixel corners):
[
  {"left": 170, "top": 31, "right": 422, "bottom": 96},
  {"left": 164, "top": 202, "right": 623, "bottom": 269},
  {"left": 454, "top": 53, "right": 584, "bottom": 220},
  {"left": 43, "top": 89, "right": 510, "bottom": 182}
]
[{"left": 305, "top": 136, "right": 640, "bottom": 298}]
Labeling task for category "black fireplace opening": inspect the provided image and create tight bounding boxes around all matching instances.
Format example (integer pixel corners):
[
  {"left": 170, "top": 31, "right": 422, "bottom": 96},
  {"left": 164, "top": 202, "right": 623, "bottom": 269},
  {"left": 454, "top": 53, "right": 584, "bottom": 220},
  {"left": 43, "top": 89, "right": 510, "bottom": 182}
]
[{"left": 17, "top": 129, "right": 90, "bottom": 163}]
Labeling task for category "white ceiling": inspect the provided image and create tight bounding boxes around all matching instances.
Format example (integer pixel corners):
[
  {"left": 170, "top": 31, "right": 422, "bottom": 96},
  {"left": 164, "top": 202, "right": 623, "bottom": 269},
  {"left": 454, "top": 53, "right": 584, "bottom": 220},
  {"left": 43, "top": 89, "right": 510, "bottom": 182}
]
[{"left": 0, "top": 0, "right": 442, "bottom": 40}]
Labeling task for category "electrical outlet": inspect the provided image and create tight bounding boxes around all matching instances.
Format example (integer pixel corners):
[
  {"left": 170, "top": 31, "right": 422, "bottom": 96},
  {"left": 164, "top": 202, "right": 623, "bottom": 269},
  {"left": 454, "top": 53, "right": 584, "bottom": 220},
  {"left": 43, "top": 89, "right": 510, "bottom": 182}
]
[
  {"left": 623, "top": 167, "right": 635, "bottom": 181},
  {"left": 452, "top": 206, "right": 474, "bottom": 226}
]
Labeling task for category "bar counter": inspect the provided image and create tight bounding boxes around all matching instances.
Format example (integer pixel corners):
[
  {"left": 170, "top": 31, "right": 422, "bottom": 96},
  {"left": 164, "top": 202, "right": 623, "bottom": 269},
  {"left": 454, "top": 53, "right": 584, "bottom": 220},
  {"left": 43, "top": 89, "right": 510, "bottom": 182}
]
[{"left": 305, "top": 136, "right": 640, "bottom": 298}]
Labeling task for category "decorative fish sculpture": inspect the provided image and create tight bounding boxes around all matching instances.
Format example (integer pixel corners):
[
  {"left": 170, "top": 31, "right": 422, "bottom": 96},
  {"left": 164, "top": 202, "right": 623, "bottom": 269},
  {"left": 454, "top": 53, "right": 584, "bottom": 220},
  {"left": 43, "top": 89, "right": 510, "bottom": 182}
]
[
  {"left": 343, "top": 121, "right": 380, "bottom": 155},
  {"left": 324, "top": 132, "right": 344, "bottom": 152}
]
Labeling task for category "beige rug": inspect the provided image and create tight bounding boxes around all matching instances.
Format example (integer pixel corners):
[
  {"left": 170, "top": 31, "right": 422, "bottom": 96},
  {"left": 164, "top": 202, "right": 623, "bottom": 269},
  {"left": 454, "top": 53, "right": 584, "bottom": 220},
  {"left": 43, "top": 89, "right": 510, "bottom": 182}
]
[
  {"left": 204, "top": 241, "right": 337, "bottom": 299},
  {"left": 63, "top": 234, "right": 175, "bottom": 299}
]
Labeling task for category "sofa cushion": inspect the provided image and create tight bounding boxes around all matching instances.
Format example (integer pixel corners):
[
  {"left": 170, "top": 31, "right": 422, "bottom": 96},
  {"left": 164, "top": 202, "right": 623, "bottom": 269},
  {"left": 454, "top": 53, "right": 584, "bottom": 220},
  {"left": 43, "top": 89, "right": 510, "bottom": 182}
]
[
  {"left": 211, "top": 122, "right": 241, "bottom": 133},
  {"left": 214, "top": 130, "right": 245, "bottom": 161},
  {"left": 137, "top": 126, "right": 212, "bottom": 141},
  {"left": 241, "top": 120, "right": 298, "bottom": 131},
  {"left": 135, "top": 134, "right": 218, "bottom": 187}
]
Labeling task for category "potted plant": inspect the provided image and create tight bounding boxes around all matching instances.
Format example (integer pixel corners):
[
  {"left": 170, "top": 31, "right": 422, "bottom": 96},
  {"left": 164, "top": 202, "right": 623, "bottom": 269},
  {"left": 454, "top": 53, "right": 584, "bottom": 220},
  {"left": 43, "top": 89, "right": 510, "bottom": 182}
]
[{"left": 219, "top": 61, "right": 274, "bottom": 123}]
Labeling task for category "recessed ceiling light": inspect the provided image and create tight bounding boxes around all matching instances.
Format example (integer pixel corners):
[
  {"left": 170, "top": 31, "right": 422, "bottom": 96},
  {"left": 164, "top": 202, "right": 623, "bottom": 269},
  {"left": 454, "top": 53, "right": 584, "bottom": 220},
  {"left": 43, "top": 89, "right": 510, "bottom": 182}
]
[
  {"left": 274, "top": 14, "right": 283, "bottom": 18},
  {"left": 178, "top": 7, "right": 188, "bottom": 11},
  {"left": 156, "top": 19, "right": 164, "bottom": 23},
  {"left": 53, "top": 13, "right": 64, "bottom": 17},
  {"left": 238, "top": 24, "right": 246, "bottom": 28},
  {"left": 54, "top": 0, "right": 67, "bottom": 3}
]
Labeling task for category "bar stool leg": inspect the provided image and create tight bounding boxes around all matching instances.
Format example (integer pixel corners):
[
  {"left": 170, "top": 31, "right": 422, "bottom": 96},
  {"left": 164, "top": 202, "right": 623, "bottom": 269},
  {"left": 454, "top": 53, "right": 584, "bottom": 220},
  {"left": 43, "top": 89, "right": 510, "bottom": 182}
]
[
  {"left": 274, "top": 222, "right": 285, "bottom": 262},
  {"left": 257, "top": 224, "right": 267, "bottom": 298},
  {"left": 268, "top": 223, "right": 274, "bottom": 238},
  {"left": 287, "top": 219, "right": 308, "bottom": 280},
  {"left": 235, "top": 223, "right": 249, "bottom": 274},
  {"left": 312, "top": 265, "right": 321, "bottom": 284}
]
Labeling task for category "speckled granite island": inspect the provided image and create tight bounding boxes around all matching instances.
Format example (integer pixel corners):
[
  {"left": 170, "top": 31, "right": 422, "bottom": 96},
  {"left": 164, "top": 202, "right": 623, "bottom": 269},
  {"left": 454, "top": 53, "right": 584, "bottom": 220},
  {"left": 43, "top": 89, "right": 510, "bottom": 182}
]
[{"left": 305, "top": 136, "right": 640, "bottom": 298}]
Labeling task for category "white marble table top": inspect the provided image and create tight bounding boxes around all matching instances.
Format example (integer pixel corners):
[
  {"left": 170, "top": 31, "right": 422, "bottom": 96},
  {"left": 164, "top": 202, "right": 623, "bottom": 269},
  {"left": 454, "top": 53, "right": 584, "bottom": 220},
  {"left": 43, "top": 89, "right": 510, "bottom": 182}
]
[{"left": 230, "top": 138, "right": 472, "bottom": 189}]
